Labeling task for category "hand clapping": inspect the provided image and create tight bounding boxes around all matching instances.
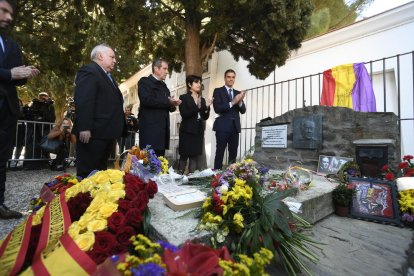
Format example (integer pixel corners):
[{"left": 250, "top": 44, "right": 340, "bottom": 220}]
[{"left": 169, "top": 95, "right": 182, "bottom": 106}]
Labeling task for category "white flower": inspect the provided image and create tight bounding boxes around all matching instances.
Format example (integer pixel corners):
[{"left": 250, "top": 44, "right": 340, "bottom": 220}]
[{"left": 219, "top": 184, "right": 229, "bottom": 194}]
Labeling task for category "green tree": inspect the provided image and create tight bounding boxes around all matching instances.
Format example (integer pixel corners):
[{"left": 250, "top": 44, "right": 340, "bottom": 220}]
[{"left": 307, "top": 0, "right": 374, "bottom": 38}]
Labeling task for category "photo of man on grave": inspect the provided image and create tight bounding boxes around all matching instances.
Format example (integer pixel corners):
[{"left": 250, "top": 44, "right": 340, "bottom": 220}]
[{"left": 293, "top": 115, "right": 322, "bottom": 149}]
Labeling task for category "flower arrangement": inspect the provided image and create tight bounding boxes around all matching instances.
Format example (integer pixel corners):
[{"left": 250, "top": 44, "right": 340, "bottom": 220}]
[
  {"left": 29, "top": 173, "right": 79, "bottom": 211},
  {"left": 399, "top": 189, "right": 414, "bottom": 226},
  {"left": 10, "top": 169, "right": 158, "bottom": 275},
  {"left": 196, "top": 159, "right": 319, "bottom": 275},
  {"left": 66, "top": 170, "right": 157, "bottom": 264},
  {"left": 382, "top": 155, "right": 414, "bottom": 181},
  {"left": 122, "top": 146, "right": 169, "bottom": 181},
  {"left": 113, "top": 233, "right": 274, "bottom": 275}
]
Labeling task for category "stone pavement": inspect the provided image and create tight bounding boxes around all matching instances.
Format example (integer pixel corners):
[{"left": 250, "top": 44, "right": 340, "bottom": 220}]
[{"left": 0, "top": 168, "right": 413, "bottom": 275}]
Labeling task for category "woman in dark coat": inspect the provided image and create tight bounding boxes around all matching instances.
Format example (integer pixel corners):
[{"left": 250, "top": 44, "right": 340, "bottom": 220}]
[{"left": 178, "top": 75, "right": 211, "bottom": 174}]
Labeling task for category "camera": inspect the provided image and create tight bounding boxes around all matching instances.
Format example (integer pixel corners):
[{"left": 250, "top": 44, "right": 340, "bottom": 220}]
[
  {"left": 25, "top": 98, "right": 54, "bottom": 121},
  {"left": 63, "top": 126, "right": 70, "bottom": 131}
]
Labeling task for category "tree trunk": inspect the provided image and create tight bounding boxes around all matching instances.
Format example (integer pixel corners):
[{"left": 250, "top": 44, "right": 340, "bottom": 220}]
[{"left": 184, "top": 11, "right": 207, "bottom": 169}]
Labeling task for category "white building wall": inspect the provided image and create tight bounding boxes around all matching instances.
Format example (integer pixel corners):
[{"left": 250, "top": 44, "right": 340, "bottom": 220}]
[{"left": 120, "top": 2, "right": 414, "bottom": 167}]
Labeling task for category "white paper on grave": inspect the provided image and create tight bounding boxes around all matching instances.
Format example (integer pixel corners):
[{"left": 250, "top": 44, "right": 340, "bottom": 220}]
[
  {"left": 187, "top": 168, "right": 216, "bottom": 179},
  {"left": 173, "top": 191, "right": 206, "bottom": 204},
  {"left": 283, "top": 201, "right": 302, "bottom": 213}
]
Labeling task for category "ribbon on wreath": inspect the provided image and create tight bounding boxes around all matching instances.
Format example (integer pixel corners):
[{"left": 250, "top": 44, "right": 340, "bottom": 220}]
[{"left": 0, "top": 216, "right": 33, "bottom": 275}]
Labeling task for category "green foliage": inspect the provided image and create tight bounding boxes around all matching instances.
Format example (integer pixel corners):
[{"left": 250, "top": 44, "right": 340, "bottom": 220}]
[{"left": 332, "top": 183, "right": 355, "bottom": 207}]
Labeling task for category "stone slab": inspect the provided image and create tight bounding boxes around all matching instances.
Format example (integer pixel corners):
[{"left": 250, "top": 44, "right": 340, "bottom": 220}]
[{"left": 148, "top": 172, "right": 338, "bottom": 246}]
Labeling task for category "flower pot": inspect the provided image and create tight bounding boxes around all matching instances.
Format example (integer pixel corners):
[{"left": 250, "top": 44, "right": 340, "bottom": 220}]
[{"left": 334, "top": 205, "right": 349, "bottom": 217}]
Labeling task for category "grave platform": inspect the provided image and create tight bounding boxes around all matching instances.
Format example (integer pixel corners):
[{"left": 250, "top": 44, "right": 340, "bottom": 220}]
[{"left": 148, "top": 172, "right": 339, "bottom": 246}]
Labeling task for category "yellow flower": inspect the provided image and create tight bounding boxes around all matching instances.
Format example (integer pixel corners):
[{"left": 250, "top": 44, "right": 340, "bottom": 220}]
[
  {"left": 68, "top": 221, "right": 81, "bottom": 238},
  {"left": 87, "top": 196, "right": 106, "bottom": 214},
  {"left": 65, "top": 184, "right": 80, "bottom": 200},
  {"left": 107, "top": 190, "right": 126, "bottom": 202},
  {"left": 74, "top": 231, "right": 95, "bottom": 251},
  {"left": 107, "top": 169, "right": 124, "bottom": 183},
  {"left": 87, "top": 219, "right": 108, "bottom": 232},
  {"left": 78, "top": 212, "right": 95, "bottom": 229},
  {"left": 233, "top": 213, "right": 244, "bottom": 231},
  {"left": 202, "top": 197, "right": 211, "bottom": 209},
  {"left": 99, "top": 202, "right": 118, "bottom": 218},
  {"left": 32, "top": 205, "right": 46, "bottom": 226},
  {"left": 111, "top": 182, "right": 125, "bottom": 190}
]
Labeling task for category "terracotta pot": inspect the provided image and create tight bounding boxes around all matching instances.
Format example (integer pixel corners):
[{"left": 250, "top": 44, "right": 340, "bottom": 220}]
[{"left": 335, "top": 205, "right": 349, "bottom": 217}]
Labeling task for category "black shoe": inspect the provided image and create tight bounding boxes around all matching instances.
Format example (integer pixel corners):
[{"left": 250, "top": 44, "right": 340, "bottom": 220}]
[{"left": 0, "top": 205, "right": 23, "bottom": 219}]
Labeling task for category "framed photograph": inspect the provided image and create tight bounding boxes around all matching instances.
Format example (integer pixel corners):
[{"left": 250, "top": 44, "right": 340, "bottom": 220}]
[
  {"left": 348, "top": 177, "right": 402, "bottom": 226},
  {"left": 317, "top": 155, "right": 353, "bottom": 175}
]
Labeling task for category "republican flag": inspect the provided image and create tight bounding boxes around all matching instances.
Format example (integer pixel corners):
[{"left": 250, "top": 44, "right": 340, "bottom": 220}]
[{"left": 321, "top": 63, "right": 376, "bottom": 112}]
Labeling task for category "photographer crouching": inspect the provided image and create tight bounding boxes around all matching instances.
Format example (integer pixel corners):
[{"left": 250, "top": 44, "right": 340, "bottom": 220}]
[
  {"left": 23, "top": 92, "right": 56, "bottom": 169},
  {"left": 47, "top": 118, "right": 76, "bottom": 171}
]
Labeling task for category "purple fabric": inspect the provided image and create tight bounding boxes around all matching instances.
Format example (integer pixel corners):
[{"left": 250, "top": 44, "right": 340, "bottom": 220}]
[{"left": 352, "top": 63, "right": 377, "bottom": 112}]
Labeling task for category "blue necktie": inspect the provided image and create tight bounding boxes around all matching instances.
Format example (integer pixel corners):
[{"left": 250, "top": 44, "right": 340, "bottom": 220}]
[
  {"left": 228, "top": 88, "right": 233, "bottom": 100},
  {"left": 107, "top": 73, "right": 116, "bottom": 87}
]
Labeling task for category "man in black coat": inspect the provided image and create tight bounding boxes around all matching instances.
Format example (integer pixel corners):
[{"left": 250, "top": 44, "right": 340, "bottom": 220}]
[
  {"left": 0, "top": 0, "right": 40, "bottom": 219},
  {"left": 72, "top": 44, "right": 126, "bottom": 179},
  {"left": 138, "top": 58, "right": 181, "bottom": 157},
  {"left": 212, "top": 69, "right": 246, "bottom": 170}
]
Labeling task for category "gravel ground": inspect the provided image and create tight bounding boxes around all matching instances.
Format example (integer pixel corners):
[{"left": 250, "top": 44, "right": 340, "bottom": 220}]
[{"left": 0, "top": 166, "right": 76, "bottom": 240}]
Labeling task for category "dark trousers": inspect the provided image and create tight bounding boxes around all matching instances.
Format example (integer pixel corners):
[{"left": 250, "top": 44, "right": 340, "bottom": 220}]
[
  {"left": 214, "top": 129, "right": 239, "bottom": 170},
  {"left": 154, "top": 149, "right": 165, "bottom": 157},
  {"left": 76, "top": 138, "right": 114, "bottom": 179},
  {"left": 0, "top": 104, "right": 17, "bottom": 205}
]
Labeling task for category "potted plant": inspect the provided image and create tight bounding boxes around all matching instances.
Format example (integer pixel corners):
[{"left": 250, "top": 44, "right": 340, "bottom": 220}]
[{"left": 332, "top": 183, "right": 355, "bottom": 216}]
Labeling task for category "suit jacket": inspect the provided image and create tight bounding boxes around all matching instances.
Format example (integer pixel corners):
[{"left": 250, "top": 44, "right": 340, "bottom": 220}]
[
  {"left": 212, "top": 86, "right": 246, "bottom": 133},
  {"left": 179, "top": 92, "right": 210, "bottom": 134},
  {"left": 0, "top": 35, "right": 27, "bottom": 116},
  {"left": 138, "top": 75, "right": 176, "bottom": 150},
  {"left": 72, "top": 62, "right": 126, "bottom": 139}
]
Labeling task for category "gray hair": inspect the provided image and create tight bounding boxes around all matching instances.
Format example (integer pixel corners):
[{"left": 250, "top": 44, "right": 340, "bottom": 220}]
[
  {"left": 90, "top": 44, "right": 111, "bottom": 61},
  {"left": 152, "top": 58, "right": 168, "bottom": 73}
]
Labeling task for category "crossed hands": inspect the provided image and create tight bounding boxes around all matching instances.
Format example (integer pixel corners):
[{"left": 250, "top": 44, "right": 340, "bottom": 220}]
[
  {"left": 231, "top": 90, "right": 246, "bottom": 106},
  {"left": 11, "top": 65, "right": 40, "bottom": 80},
  {"left": 169, "top": 95, "right": 182, "bottom": 107}
]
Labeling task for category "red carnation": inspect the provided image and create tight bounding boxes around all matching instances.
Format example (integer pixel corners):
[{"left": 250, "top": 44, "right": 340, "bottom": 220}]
[
  {"left": 108, "top": 211, "right": 127, "bottom": 232},
  {"left": 146, "top": 180, "right": 158, "bottom": 198},
  {"left": 125, "top": 208, "right": 143, "bottom": 228},
  {"left": 381, "top": 164, "right": 389, "bottom": 171},
  {"left": 385, "top": 172, "right": 395, "bottom": 181},
  {"left": 117, "top": 199, "right": 130, "bottom": 214},
  {"left": 403, "top": 155, "right": 413, "bottom": 161},
  {"left": 93, "top": 231, "right": 117, "bottom": 255},
  {"left": 115, "top": 226, "right": 136, "bottom": 247},
  {"left": 398, "top": 162, "right": 409, "bottom": 169},
  {"left": 404, "top": 168, "right": 414, "bottom": 177}
]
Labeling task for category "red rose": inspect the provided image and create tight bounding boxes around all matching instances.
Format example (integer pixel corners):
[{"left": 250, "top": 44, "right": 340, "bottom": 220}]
[
  {"left": 403, "top": 155, "right": 413, "bottom": 161},
  {"left": 125, "top": 186, "right": 137, "bottom": 200},
  {"left": 124, "top": 173, "right": 146, "bottom": 191},
  {"left": 108, "top": 211, "right": 126, "bottom": 232},
  {"left": 381, "top": 164, "right": 389, "bottom": 171},
  {"left": 87, "top": 250, "right": 108, "bottom": 264},
  {"left": 125, "top": 208, "right": 143, "bottom": 228},
  {"left": 117, "top": 199, "right": 130, "bottom": 214},
  {"left": 404, "top": 168, "right": 414, "bottom": 177},
  {"left": 385, "top": 172, "right": 395, "bottom": 181},
  {"left": 128, "top": 198, "right": 148, "bottom": 212},
  {"left": 146, "top": 180, "right": 158, "bottom": 198},
  {"left": 93, "top": 231, "right": 117, "bottom": 255},
  {"left": 115, "top": 226, "right": 136, "bottom": 247},
  {"left": 135, "top": 191, "right": 149, "bottom": 205}
]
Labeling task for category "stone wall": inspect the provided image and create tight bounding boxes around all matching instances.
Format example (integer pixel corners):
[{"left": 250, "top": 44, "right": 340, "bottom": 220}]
[{"left": 252, "top": 106, "right": 400, "bottom": 171}]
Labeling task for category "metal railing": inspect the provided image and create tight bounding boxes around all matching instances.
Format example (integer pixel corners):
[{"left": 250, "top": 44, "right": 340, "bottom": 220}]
[{"left": 237, "top": 51, "right": 414, "bottom": 159}]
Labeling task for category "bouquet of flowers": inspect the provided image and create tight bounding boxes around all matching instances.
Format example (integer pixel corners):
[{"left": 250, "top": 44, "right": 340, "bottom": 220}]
[
  {"left": 382, "top": 155, "right": 414, "bottom": 181},
  {"left": 29, "top": 173, "right": 79, "bottom": 211},
  {"left": 112, "top": 233, "right": 274, "bottom": 275},
  {"left": 1, "top": 169, "right": 158, "bottom": 275},
  {"left": 196, "top": 159, "right": 319, "bottom": 275},
  {"left": 122, "top": 145, "right": 169, "bottom": 181}
]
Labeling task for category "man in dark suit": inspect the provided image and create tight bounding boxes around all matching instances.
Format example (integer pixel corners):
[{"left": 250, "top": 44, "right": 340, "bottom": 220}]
[
  {"left": 138, "top": 58, "right": 181, "bottom": 157},
  {"left": 212, "top": 69, "right": 246, "bottom": 170},
  {"left": 72, "top": 44, "right": 126, "bottom": 179},
  {"left": 0, "top": 0, "right": 40, "bottom": 219}
]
